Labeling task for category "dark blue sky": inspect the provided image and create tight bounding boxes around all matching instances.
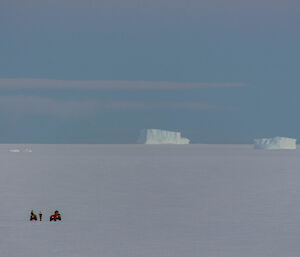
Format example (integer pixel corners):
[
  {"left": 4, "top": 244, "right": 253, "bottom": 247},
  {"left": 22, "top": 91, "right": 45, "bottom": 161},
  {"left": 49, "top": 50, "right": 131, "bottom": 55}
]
[{"left": 0, "top": 0, "right": 299, "bottom": 143}]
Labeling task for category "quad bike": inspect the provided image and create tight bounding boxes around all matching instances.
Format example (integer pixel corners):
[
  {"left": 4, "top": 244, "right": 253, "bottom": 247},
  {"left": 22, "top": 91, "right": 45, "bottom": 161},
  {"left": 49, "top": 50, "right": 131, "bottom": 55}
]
[
  {"left": 30, "top": 214, "right": 37, "bottom": 221},
  {"left": 55, "top": 213, "right": 61, "bottom": 220},
  {"left": 50, "top": 215, "right": 56, "bottom": 221},
  {"left": 50, "top": 213, "right": 62, "bottom": 221}
]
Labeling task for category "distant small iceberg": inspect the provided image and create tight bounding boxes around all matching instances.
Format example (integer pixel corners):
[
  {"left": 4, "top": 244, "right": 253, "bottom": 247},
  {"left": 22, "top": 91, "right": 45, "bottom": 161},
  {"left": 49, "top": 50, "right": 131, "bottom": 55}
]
[
  {"left": 8, "top": 146, "right": 32, "bottom": 153},
  {"left": 9, "top": 149, "right": 21, "bottom": 153},
  {"left": 23, "top": 148, "right": 32, "bottom": 153},
  {"left": 254, "top": 137, "right": 296, "bottom": 150}
]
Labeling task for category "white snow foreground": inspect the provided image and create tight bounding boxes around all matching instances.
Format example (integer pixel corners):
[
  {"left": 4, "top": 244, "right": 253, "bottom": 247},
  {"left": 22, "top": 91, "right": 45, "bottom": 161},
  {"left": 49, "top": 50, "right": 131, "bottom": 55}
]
[
  {"left": 2, "top": 144, "right": 300, "bottom": 257},
  {"left": 137, "top": 129, "right": 190, "bottom": 144},
  {"left": 254, "top": 137, "right": 296, "bottom": 150}
]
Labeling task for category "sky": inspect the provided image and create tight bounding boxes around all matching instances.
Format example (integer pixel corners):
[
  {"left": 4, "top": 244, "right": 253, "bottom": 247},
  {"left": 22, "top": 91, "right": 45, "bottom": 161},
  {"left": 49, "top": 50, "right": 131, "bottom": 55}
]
[{"left": 0, "top": 0, "right": 300, "bottom": 143}]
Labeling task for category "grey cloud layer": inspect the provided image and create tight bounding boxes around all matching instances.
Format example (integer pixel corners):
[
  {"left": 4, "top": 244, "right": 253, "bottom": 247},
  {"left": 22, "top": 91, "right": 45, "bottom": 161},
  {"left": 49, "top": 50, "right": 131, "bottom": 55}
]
[
  {"left": 0, "top": 79, "right": 245, "bottom": 90},
  {"left": 0, "top": 96, "right": 97, "bottom": 117},
  {"left": 0, "top": 95, "right": 227, "bottom": 117}
]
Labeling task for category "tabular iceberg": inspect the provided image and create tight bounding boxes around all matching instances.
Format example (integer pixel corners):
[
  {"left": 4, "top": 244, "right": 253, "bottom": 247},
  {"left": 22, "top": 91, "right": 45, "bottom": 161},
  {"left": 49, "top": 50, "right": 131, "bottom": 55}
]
[
  {"left": 137, "top": 129, "right": 190, "bottom": 144},
  {"left": 254, "top": 137, "right": 296, "bottom": 150}
]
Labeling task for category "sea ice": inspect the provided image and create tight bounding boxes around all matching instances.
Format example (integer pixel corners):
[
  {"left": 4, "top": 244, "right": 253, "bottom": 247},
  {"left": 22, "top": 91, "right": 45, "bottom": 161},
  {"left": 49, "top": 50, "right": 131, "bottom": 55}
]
[
  {"left": 137, "top": 129, "right": 190, "bottom": 144},
  {"left": 254, "top": 137, "right": 296, "bottom": 149}
]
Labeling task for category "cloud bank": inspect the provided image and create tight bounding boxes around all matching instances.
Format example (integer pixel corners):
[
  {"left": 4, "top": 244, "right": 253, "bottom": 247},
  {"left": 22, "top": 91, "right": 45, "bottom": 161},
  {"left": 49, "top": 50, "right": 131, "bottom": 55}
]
[
  {"left": 0, "top": 95, "right": 228, "bottom": 117},
  {"left": 0, "top": 79, "right": 245, "bottom": 90}
]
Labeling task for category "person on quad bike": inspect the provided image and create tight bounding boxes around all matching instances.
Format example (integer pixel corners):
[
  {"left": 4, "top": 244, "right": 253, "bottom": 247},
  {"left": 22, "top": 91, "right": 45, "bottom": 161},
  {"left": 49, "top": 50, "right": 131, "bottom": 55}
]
[
  {"left": 30, "top": 210, "right": 37, "bottom": 221},
  {"left": 39, "top": 211, "right": 42, "bottom": 221},
  {"left": 50, "top": 214, "right": 56, "bottom": 221},
  {"left": 54, "top": 210, "right": 61, "bottom": 221},
  {"left": 50, "top": 210, "right": 62, "bottom": 222}
]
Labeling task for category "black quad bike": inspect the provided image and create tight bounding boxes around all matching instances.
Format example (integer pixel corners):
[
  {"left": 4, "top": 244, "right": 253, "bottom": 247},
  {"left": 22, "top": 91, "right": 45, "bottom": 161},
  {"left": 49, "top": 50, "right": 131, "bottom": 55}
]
[
  {"left": 50, "top": 213, "right": 62, "bottom": 222},
  {"left": 30, "top": 214, "right": 37, "bottom": 221}
]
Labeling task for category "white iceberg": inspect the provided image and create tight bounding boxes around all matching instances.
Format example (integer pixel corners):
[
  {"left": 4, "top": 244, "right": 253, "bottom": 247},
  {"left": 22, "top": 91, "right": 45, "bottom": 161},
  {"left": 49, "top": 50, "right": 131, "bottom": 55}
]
[
  {"left": 137, "top": 129, "right": 190, "bottom": 144},
  {"left": 23, "top": 148, "right": 32, "bottom": 153},
  {"left": 8, "top": 145, "right": 32, "bottom": 153},
  {"left": 9, "top": 149, "right": 21, "bottom": 153},
  {"left": 254, "top": 137, "right": 296, "bottom": 150}
]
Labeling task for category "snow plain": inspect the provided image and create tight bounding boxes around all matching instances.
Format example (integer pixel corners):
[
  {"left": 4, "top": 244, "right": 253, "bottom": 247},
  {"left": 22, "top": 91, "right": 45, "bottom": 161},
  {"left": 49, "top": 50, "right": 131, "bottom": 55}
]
[{"left": 1, "top": 144, "right": 300, "bottom": 257}]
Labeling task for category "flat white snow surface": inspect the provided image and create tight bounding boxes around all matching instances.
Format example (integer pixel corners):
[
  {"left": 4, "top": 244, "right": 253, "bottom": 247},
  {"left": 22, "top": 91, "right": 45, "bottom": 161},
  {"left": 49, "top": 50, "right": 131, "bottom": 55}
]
[{"left": 1, "top": 144, "right": 300, "bottom": 257}]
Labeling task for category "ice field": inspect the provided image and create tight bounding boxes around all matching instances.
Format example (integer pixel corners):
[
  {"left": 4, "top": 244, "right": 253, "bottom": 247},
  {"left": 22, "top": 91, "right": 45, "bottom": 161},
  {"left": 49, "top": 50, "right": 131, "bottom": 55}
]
[{"left": 1, "top": 144, "right": 300, "bottom": 257}]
